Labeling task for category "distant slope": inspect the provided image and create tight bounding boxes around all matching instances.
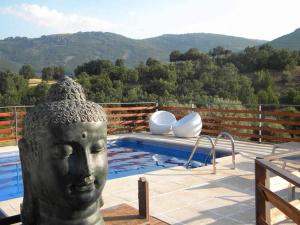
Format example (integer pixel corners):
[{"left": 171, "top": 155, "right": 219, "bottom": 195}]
[
  {"left": 141, "top": 33, "right": 265, "bottom": 53},
  {"left": 269, "top": 28, "right": 300, "bottom": 50},
  {"left": 0, "top": 32, "right": 266, "bottom": 73}
]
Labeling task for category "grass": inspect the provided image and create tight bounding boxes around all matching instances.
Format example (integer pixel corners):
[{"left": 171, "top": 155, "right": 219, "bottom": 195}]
[{"left": 28, "top": 78, "right": 56, "bottom": 87}]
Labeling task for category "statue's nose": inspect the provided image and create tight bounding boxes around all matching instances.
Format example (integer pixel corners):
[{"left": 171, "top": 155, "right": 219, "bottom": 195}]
[{"left": 79, "top": 148, "right": 94, "bottom": 177}]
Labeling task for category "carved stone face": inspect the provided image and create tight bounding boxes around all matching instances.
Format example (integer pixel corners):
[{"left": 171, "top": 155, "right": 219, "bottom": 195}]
[
  {"left": 35, "top": 121, "right": 107, "bottom": 209},
  {"left": 20, "top": 77, "right": 107, "bottom": 224}
]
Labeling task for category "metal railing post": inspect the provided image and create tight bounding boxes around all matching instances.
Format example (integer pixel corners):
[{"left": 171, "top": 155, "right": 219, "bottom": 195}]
[
  {"left": 191, "top": 103, "right": 195, "bottom": 112},
  {"left": 14, "top": 106, "right": 18, "bottom": 145},
  {"left": 155, "top": 102, "right": 159, "bottom": 111},
  {"left": 214, "top": 132, "right": 235, "bottom": 170},
  {"left": 258, "top": 104, "right": 262, "bottom": 143}
]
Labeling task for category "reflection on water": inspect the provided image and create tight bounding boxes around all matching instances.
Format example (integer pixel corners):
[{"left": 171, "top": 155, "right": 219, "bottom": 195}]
[
  {"left": 0, "top": 140, "right": 206, "bottom": 201},
  {"left": 107, "top": 142, "right": 203, "bottom": 179},
  {"left": 0, "top": 152, "right": 23, "bottom": 201}
]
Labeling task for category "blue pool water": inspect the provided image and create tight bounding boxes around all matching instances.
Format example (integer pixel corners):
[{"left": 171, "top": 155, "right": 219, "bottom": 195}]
[{"left": 0, "top": 138, "right": 229, "bottom": 201}]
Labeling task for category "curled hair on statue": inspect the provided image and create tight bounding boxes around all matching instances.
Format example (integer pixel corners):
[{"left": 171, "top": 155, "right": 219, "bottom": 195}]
[{"left": 23, "top": 76, "right": 106, "bottom": 144}]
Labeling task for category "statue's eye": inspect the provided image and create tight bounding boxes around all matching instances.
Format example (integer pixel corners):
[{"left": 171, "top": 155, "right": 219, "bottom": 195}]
[
  {"left": 61, "top": 145, "right": 73, "bottom": 157},
  {"left": 91, "top": 140, "right": 105, "bottom": 153},
  {"left": 53, "top": 144, "right": 73, "bottom": 159}
]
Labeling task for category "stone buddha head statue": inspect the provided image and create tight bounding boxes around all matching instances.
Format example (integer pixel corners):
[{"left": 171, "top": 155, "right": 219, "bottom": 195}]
[{"left": 19, "top": 76, "right": 107, "bottom": 225}]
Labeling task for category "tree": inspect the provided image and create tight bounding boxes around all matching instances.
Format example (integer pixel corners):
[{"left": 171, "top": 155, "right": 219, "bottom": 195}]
[
  {"left": 115, "top": 59, "right": 125, "bottom": 67},
  {"left": 0, "top": 70, "right": 28, "bottom": 106},
  {"left": 209, "top": 46, "right": 231, "bottom": 57},
  {"left": 22, "top": 82, "right": 50, "bottom": 105},
  {"left": 90, "top": 75, "right": 114, "bottom": 102},
  {"left": 238, "top": 76, "right": 257, "bottom": 106},
  {"left": 183, "top": 48, "right": 201, "bottom": 61},
  {"left": 169, "top": 50, "right": 182, "bottom": 62},
  {"left": 42, "top": 67, "right": 54, "bottom": 80},
  {"left": 252, "top": 70, "right": 276, "bottom": 92},
  {"left": 280, "top": 88, "right": 300, "bottom": 105},
  {"left": 257, "top": 88, "right": 279, "bottom": 104},
  {"left": 127, "top": 69, "right": 139, "bottom": 84},
  {"left": 213, "top": 63, "right": 241, "bottom": 100},
  {"left": 146, "top": 57, "right": 160, "bottom": 66},
  {"left": 74, "top": 59, "right": 113, "bottom": 77},
  {"left": 281, "top": 71, "right": 293, "bottom": 84},
  {"left": 19, "top": 64, "right": 35, "bottom": 79},
  {"left": 125, "top": 86, "right": 144, "bottom": 102},
  {"left": 268, "top": 49, "right": 296, "bottom": 70},
  {"left": 53, "top": 66, "right": 65, "bottom": 80}
]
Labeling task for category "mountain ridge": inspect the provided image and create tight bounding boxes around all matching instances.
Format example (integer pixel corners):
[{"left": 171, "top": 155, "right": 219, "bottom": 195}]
[
  {"left": 0, "top": 31, "right": 267, "bottom": 73},
  {"left": 269, "top": 28, "right": 300, "bottom": 50}
]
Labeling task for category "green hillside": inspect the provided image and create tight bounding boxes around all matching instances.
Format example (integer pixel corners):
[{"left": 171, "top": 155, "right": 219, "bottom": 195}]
[
  {"left": 141, "top": 33, "right": 265, "bottom": 53},
  {"left": 0, "top": 32, "right": 266, "bottom": 73},
  {"left": 269, "top": 28, "right": 300, "bottom": 50}
]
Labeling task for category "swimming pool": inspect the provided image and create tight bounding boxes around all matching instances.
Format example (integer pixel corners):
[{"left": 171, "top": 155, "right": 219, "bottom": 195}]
[{"left": 0, "top": 138, "right": 230, "bottom": 201}]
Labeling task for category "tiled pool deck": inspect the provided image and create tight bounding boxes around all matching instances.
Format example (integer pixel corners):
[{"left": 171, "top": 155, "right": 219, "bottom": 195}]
[{"left": 0, "top": 133, "right": 296, "bottom": 224}]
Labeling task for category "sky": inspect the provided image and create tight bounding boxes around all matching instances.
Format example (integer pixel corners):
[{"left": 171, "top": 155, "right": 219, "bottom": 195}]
[{"left": 0, "top": 0, "right": 300, "bottom": 41}]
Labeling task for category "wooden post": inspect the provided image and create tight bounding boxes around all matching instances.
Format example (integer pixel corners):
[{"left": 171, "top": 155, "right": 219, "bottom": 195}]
[
  {"left": 138, "top": 177, "right": 149, "bottom": 221},
  {"left": 255, "top": 159, "right": 270, "bottom": 225}
]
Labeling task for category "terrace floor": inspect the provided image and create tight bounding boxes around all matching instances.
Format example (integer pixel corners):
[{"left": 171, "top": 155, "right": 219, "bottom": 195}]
[{"left": 0, "top": 133, "right": 297, "bottom": 224}]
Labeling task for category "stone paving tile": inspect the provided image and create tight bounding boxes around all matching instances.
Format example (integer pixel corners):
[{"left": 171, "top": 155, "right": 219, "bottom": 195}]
[
  {"left": 185, "top": 181, "right": 252, "bottom": 199},
  {"left": 228, "top": 207, "right": 256, "bottom": 224},
  {"left": 108, "top": 183, "right": 161, "bottom": 203},
  {"left": 102, "top": 195, "right": 126, "bottom": 209},
  {"left": 148, "top": 181, "right": 187, "bottom": 194},
  {"left": 165, "top": 174, "right": 212, "bottom": 187},
  {"left": 0, "top": 201, "right": 18, "bottom": 216},
  {"left": 209, "top": 217, "right": 253, "bottom": 225},
  {"left": 7, "top": 198, "right": 22, "bottom": 213},
  {"left": 152, "top": 214, "right": 183, "bottom": 225},
  {"left": 163, "top": 205, "right": 223, "bottom": 225},
  {"left": 147, "top": 192, "right": 198, "bottom": 215},
  {"left": 144, "top": 172, "right": 208, "bottom": 186},
  {"left": 110, "top": 188, "right": 139, "bottom": 202},
  {"left": 103, "top": 175, "right": 140, "bottom": 194},
  {"left": 275, "top": 219, "right": 296, "bottom": 224},
  {"left": 196, "top": 197, "right": 252, "bottom": 217},
  {"left": 213, "top": 175, "right": 255, "bottom": 195}
]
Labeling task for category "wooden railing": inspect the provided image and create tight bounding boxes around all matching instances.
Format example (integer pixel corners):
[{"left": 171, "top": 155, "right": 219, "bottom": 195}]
[
  {"left": 0, "top": 103, "right": 157, "bottom": 144},
  {"left": 105, "top": 104, "right": 156, "bottom": 134},
  {"left": 0, "top": 103, "right": 300, "bottom": 145},
  {"left": 255, "top": 152, "right": 300, "bottom": 224},
  {"left": 159, "top": 106, "right": 300, "bottom": 143},
  {"left": 0, "top": 107, "right": 24, "bottom": 144}
]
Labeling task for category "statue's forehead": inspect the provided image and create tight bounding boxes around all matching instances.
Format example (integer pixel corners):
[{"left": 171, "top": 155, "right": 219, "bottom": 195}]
[{"left": 49, "top": 121, "right": 106, "bottom": 140}]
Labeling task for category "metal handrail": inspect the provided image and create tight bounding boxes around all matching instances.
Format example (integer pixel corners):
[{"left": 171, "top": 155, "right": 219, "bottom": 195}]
[
  {"left": 214, "top": 132, "right": 236, "bottom": 170},
  {"left": 185, "top": 135, "right": 215, "bottom": 172}
]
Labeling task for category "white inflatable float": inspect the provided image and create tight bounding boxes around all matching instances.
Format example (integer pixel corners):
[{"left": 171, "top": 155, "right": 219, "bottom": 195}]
[
  {"left": 149, "top": 111, "right": 176, "bottom": 135},
  {"left": 173, "top": 112, "right": 202, "bottom": 138}
]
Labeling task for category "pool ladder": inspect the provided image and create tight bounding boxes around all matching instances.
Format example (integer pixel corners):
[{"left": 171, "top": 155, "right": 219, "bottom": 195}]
[{"left": 185, "top": 132, "right": 236, "bottom": 174}]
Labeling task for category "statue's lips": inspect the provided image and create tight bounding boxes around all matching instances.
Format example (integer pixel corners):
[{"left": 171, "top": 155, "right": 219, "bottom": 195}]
[
  {"left": 71, "top": 183, "right": 95, "bottom": 192},
  {"left": 69, "top": 177, "right": 96, "bottom": 194}
]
